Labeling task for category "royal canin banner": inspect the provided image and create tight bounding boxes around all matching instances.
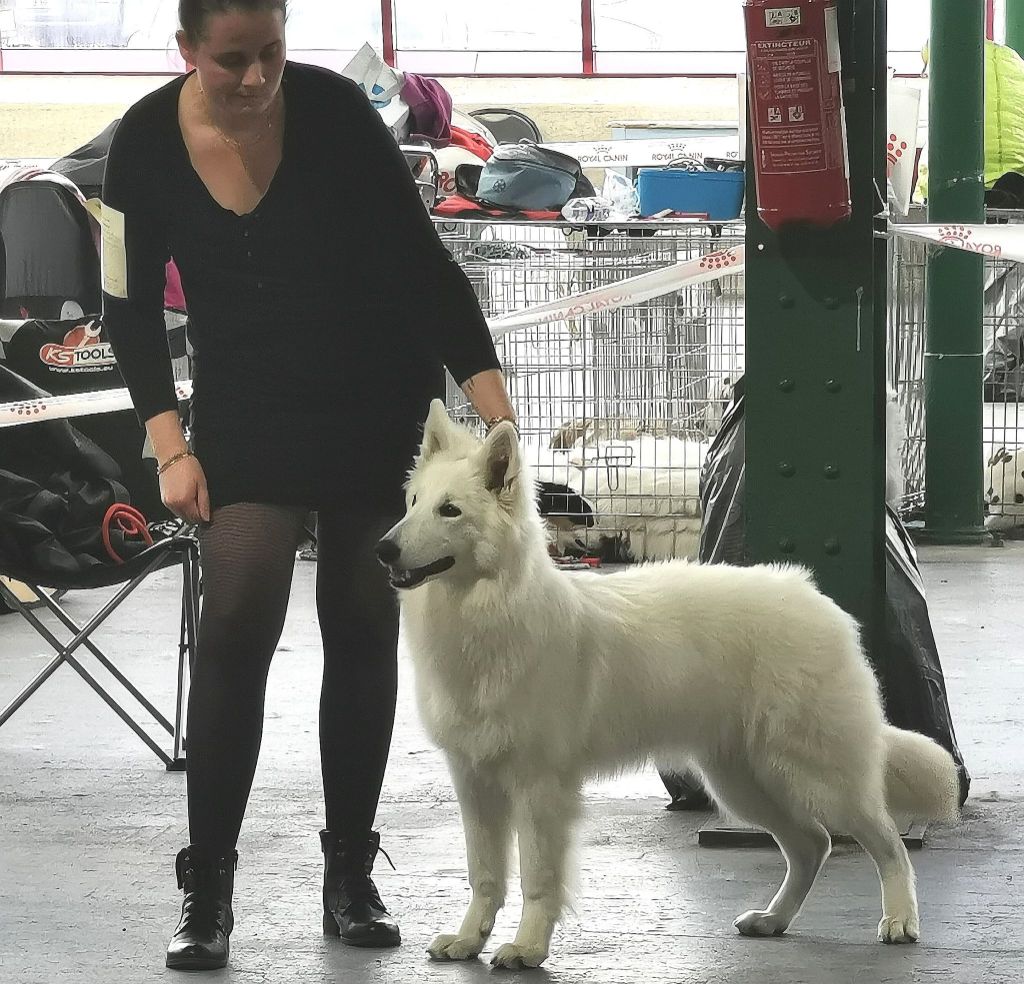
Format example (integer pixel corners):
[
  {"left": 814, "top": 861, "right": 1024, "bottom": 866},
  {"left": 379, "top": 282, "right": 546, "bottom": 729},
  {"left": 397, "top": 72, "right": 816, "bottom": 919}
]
[
  {"left": 5, "top": 224, "right": 1024, "bottom": 428},
  {"left": 890, "top": 223, "right": 1024, "bottom": 263},
  {"left": 1, "top": 246, "right": 746, "bottom": 427}
]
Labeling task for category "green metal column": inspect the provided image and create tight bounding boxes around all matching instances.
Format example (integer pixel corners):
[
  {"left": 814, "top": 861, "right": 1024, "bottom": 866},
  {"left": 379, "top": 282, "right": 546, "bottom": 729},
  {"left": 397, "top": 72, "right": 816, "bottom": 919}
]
[
  {"left": 921, "top": 0, "right": 986, "bottom": 543},
  {"left": 1007, "top": 0, "right": 1024, "bottom": 59},
  {"left": 745, "top": 0, "right": 887, "bottom": 667}
]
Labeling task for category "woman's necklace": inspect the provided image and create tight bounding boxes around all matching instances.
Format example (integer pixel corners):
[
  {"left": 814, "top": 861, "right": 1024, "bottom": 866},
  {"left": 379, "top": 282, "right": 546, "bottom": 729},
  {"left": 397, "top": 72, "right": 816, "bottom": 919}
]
[{"left": 197, "top": 82, "right": 280, "bottom": 189}]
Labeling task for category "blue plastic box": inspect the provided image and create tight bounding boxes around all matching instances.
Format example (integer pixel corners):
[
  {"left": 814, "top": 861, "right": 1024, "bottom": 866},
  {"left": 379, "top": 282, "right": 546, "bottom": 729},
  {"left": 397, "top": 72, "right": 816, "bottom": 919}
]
[{"left": 636, "top": 168, "right": 744, "bottom": 220}]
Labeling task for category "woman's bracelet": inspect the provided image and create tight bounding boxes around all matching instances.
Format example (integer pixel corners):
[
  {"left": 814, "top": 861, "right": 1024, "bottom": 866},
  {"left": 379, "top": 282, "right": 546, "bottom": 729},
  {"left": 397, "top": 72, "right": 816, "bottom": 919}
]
[
  {"left": 157, "top": 449, "right": 195, "bottom": 476},
  {"left": 485, "top": 414, "right": 519, "bottom": 436}
]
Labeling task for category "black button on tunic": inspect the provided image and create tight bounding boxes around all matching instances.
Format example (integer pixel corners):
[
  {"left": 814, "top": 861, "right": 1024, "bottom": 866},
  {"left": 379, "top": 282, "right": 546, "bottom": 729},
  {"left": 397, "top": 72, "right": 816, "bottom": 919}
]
[{"left": 102, "top": 61, "right": 499, "bottom": 512}]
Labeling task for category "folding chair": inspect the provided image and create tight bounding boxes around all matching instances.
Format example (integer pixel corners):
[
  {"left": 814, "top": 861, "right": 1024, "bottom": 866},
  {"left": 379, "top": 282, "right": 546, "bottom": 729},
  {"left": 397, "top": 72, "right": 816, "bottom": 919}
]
[
  {"left": 0, "top": 532, "right": 199, "bottom": 770},
  {"left": 467, "top": 107, "right": 543, "bottom": 144}
]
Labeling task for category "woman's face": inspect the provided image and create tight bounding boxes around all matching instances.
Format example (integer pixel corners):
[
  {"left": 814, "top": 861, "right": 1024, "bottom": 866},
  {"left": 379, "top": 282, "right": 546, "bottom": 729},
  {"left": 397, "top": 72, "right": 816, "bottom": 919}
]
[{"left": 177, "top": 6, "right": 286, "bottom": 120}]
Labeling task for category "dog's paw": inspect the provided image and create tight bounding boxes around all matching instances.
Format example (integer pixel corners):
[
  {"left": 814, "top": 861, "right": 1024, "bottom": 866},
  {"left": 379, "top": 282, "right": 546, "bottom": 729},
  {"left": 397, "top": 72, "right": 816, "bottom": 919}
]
[
  {"left": 490, "top": 942, "right": 548, "bottom": 970},
  {"left": 877, "top": 913, "right": 920, "bottom": 944},
  {"left": 734, "top": 909, "right": 789, "bottom": 937},
  {"left": 427, "top": 933, "right": 484, "bottom": 961}
]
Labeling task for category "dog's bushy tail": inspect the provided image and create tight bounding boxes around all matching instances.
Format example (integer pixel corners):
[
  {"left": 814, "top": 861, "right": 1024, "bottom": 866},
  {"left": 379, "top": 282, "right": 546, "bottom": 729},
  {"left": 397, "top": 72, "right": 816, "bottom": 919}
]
[{"left": 883, "top": 725, "right": 960, "bottom": 822}]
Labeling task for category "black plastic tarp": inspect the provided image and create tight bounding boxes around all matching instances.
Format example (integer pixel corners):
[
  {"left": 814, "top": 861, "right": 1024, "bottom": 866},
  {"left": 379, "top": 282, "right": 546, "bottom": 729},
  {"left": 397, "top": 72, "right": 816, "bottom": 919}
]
[
  {"left": 50, "top": 118, "right": 120, "bottom": 201},
  {"left": 660, "top": 377, "right": 971, "bottom": 810}
]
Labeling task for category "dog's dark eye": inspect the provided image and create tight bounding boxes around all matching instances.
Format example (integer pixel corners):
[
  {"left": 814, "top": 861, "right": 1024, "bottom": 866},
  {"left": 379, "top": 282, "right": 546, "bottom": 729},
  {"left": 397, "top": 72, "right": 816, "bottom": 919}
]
[
  {"left": 411, "top": 494, "right": 417, "bottom": 506},
  {"left": 439, "top": 501, "right": 462, "bottom": 518}
]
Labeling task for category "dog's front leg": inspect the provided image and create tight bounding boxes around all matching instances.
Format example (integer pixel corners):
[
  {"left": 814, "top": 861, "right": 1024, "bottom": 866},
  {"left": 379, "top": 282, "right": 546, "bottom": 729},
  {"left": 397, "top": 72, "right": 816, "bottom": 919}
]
[
  {"left": 428, "top": 760, "right": 511, "bottom": 961},
  {"left": 491, "top": 777, "right": 579, "bottom": 970}
]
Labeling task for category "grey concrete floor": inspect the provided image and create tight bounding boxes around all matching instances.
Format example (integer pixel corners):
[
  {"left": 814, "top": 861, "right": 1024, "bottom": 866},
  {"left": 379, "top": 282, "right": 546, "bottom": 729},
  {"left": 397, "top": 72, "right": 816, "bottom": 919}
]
[{"left": 1, "top": 543, "right": 1022, "bottom": 984}]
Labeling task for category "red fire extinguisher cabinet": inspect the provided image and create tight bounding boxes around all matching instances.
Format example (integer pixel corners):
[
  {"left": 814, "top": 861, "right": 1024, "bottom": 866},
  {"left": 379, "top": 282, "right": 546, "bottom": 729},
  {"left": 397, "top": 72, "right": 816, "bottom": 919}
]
[{"left": 743, "top": 0, "right": 852, "bottom": 230}]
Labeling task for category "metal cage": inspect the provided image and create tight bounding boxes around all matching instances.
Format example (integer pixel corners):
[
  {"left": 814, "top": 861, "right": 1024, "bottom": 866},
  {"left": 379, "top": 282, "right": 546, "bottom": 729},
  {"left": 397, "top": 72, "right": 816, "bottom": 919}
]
[
  {"left": 435, "top": 218, "right": 744, "bottom": 560},
  {"left": 434, "top": 211, "right": 1024, "bottom": 557},
  {"left": 889, "top": 209, "right": 1024, "bottom": 528}
]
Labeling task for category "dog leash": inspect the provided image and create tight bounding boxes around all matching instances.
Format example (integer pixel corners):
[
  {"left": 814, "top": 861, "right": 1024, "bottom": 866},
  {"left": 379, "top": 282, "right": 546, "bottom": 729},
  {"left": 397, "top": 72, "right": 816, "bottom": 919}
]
[{"left": 101, "top": 503, "right": 153, "bottom": 564}]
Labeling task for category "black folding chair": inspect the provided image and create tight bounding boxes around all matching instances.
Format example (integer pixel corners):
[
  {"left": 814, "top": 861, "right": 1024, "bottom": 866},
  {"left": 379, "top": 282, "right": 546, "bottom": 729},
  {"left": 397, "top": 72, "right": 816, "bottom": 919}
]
[
  {"left": 0, "top": 532, "right": 199, "bottom": 770},
  {"left": 467, "top": 107, "right": 543, "bottom": 144},
  {"left": 0, "top": 364, "right": 199, "bottom": 770}
]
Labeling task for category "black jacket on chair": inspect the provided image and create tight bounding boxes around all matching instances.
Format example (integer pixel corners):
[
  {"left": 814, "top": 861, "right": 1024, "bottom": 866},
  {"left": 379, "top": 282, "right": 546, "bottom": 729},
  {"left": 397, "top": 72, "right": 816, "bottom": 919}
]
[{"left": 0, "top": 365, "right": 143, "bottom": 580}]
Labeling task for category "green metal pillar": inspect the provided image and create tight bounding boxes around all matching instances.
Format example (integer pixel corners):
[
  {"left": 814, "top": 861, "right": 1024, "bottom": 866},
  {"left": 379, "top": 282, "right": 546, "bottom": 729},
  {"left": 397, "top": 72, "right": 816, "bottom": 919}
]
[
  {"left": 921, "top": 0, "right": 986, "bottom": 543},
  {"left": 744, "top": 0, "right": 887, "bottom": 667},
  {"left": 1007, "top": 0, "right": 1024, "bottom": 59}
]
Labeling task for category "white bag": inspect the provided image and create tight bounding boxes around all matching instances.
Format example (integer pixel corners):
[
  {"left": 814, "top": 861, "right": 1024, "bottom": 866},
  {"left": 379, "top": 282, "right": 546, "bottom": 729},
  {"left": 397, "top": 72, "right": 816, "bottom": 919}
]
[
  {"left": 340, "top": 42, "right": 410, "bottom": 142},
  {"left": 887, "top": 81, "right": 922, "bottom": 215}
]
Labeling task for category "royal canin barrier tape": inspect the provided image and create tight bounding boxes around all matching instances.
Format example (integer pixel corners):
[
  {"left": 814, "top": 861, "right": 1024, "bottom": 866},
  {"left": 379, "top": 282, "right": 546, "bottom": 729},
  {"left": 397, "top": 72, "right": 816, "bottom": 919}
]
[
  {"left": 5, "top": 221, "right": 1023, "bottom": 429},
  {"left": 889, "top": 223, "right": 1024, "bottom": 263},
  {"left": 0, "top": 379, "right": 196, "bottom": 429},
  {"left": 487, "top": 244, "right": 745, "bottom": 338},
  {"left": 0, "top": 245, "right": 745, "bottom": 428}
]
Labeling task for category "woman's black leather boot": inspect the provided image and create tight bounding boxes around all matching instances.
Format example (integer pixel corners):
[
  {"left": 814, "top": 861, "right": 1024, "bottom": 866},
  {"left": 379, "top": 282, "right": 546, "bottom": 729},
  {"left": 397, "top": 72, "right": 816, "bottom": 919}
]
[
  {"left": 321, "top": 830, "right": 400, "bottom": 947},
  {"left": 166, "top": 846, "right": 237, "bottom": 971}
]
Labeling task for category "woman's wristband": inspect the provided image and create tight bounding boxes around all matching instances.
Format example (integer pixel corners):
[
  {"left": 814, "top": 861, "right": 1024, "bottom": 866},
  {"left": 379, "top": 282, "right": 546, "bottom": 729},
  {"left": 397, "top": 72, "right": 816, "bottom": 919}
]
[
  {"left": 485, "top": 414, "right": 519, "bottom": 436},
  {"left": 157, "top": 449, "right": 195, "bottom": 476}
]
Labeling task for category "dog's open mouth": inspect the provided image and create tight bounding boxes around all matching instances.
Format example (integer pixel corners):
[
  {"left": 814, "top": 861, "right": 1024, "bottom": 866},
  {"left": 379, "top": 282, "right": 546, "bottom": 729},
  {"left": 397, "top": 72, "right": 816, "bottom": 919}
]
[{"left": 387, "top": 556, "right": 455, "bottom": 589}]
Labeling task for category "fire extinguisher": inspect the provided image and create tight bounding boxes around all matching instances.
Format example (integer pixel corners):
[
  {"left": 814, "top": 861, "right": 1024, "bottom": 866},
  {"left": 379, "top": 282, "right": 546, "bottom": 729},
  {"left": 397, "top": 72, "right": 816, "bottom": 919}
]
[{"left": 743, "top": 0, "right": 851, "bottom": 231}]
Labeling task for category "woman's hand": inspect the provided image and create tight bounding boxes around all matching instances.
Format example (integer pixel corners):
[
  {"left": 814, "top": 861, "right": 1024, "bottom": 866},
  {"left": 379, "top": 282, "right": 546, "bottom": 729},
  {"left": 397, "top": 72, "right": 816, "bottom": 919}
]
[
  {"left": 159, "top": 453, "right": 211, "bottom": 525},
  {"left": 461, "top": 369, "right": 517, "bottom": 430}
]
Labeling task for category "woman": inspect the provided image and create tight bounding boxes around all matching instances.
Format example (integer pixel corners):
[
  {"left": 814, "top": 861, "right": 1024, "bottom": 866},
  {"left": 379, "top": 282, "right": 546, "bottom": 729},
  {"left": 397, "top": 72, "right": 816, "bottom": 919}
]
[{"left": 102, "top": 0, "right": 515, "bottom": 971}]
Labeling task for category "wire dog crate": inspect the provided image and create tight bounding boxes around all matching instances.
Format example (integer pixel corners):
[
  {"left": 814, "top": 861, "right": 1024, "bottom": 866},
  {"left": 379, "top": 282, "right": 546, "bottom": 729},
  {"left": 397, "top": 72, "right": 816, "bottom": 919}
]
[
  {"left": 435, "top": 212, "right": 1024, "bottom": 557},
  {"left": 889, "top": 209, "right": 1024, "bottom": 529},
  {"left": 435, "top": 219, "right": 744, "bottom": 560}
]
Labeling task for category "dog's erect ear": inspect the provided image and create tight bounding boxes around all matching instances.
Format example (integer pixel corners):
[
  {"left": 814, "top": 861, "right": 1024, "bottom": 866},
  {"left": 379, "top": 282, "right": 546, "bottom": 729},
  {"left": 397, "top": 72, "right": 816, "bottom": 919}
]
[
  {"left": 420, "top": 399, "right": 455, "bottom": 459},
  {"left": 481, "top": 421, "right": 521, "bottom": 492}
]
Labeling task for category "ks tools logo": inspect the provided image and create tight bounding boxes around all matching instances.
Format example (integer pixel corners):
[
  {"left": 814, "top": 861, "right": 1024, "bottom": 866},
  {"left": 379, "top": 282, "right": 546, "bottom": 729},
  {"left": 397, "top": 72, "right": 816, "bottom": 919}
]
[{"left": 39, "top": 320, "right": 116, "bottom": 369}]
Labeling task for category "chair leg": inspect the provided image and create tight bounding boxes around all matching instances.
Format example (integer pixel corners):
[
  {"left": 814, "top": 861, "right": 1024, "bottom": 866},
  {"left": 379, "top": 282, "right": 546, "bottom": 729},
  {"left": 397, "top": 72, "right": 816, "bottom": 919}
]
[
  {"left": 0, "top": 587, "right": 69, "bottom": 727},
  {"left": 0, "top": 655, "right": 68, "bottom": 727},
  {"left": 169, "top": 543, "right": 200, "bottom": 771},
  {"left": 0, "top": 589, "right": 79, "bottom": 727},
  {"left": 172, "top": 588, "right": 188, "bottom": 769},
  {"left": 0, "top": 569, "right": 182, "bottom": 768},
  {"left": 3, "top": 594, "right": 174, "bottom": 766},
  {"left": 34, "top": 574, "right": 177, "bottom": 736}
]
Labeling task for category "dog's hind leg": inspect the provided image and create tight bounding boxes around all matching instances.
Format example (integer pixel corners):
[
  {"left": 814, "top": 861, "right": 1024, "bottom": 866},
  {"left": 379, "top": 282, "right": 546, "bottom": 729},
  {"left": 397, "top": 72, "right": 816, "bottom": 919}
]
[
  {"left": 490, "top": 777, "right": 580, "bottom": 970},
  {"left": 428, "top": 761, "right": 512, "bottom": 961},
  {"left": 842, "top": 806, "right": 919, "bottom": 944},
  {"left": 701, "top": 764, "right": 831, "bottom": 938}
]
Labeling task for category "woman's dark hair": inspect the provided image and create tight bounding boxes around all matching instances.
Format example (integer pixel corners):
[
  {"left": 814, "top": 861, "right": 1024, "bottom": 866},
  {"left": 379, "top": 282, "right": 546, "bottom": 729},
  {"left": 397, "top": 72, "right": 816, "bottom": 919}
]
[{"left": 179, "top": 0, "right": 287, "bottom": 44}]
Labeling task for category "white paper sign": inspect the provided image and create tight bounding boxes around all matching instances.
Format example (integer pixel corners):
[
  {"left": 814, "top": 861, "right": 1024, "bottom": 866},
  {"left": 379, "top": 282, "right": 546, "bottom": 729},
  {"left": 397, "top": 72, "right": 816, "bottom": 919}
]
[{"left": 100, "top": 203, "right": 128, "bottom": 299}]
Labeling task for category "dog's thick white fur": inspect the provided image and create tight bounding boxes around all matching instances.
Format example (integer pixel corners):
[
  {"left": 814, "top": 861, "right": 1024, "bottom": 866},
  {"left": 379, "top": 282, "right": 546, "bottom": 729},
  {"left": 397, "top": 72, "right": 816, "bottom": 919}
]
[{"left": 380, "top": 400, "right": 960, "bottom": 970}]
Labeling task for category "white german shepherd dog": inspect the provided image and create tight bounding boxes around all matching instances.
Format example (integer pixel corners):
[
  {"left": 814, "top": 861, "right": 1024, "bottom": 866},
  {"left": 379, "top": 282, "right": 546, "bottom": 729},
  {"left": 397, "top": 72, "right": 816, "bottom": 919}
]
[{"left": 376, "top": 400, "right": 959, "bottom": 969}]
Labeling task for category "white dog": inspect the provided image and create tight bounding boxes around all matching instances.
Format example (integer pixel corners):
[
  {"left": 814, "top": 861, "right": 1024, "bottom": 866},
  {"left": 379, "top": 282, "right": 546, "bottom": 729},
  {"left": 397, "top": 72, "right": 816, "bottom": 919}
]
[
  {"left": 985, "top": 446, "right": 1024, "bottom": 530},
  {"left": 377, "top": 400, "right": 959, "bottom": 969}
]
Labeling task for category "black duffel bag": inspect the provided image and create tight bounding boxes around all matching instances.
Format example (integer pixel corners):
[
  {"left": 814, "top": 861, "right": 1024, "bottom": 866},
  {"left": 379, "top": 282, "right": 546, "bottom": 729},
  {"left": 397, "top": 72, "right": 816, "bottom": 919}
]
[
  {"left": 1, "top": 316, "right": 173, "bottom": 520},
  {"left": 0, "top": 365, "right": 149, "bottom": 582}
]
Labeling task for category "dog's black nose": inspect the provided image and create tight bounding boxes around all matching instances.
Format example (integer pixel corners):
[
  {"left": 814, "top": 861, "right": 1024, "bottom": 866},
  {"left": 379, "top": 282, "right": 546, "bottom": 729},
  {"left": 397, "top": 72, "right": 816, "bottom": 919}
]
[{"left": 375, "top": 538, "right": 401, "bottom": 564}]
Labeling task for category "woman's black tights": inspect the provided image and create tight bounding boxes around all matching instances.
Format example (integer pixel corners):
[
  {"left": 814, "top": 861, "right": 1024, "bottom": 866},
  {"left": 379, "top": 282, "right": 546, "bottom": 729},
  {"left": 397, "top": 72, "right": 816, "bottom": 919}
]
[{"left": 184, "top": 503, "right": 399, "bottom": 852}]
